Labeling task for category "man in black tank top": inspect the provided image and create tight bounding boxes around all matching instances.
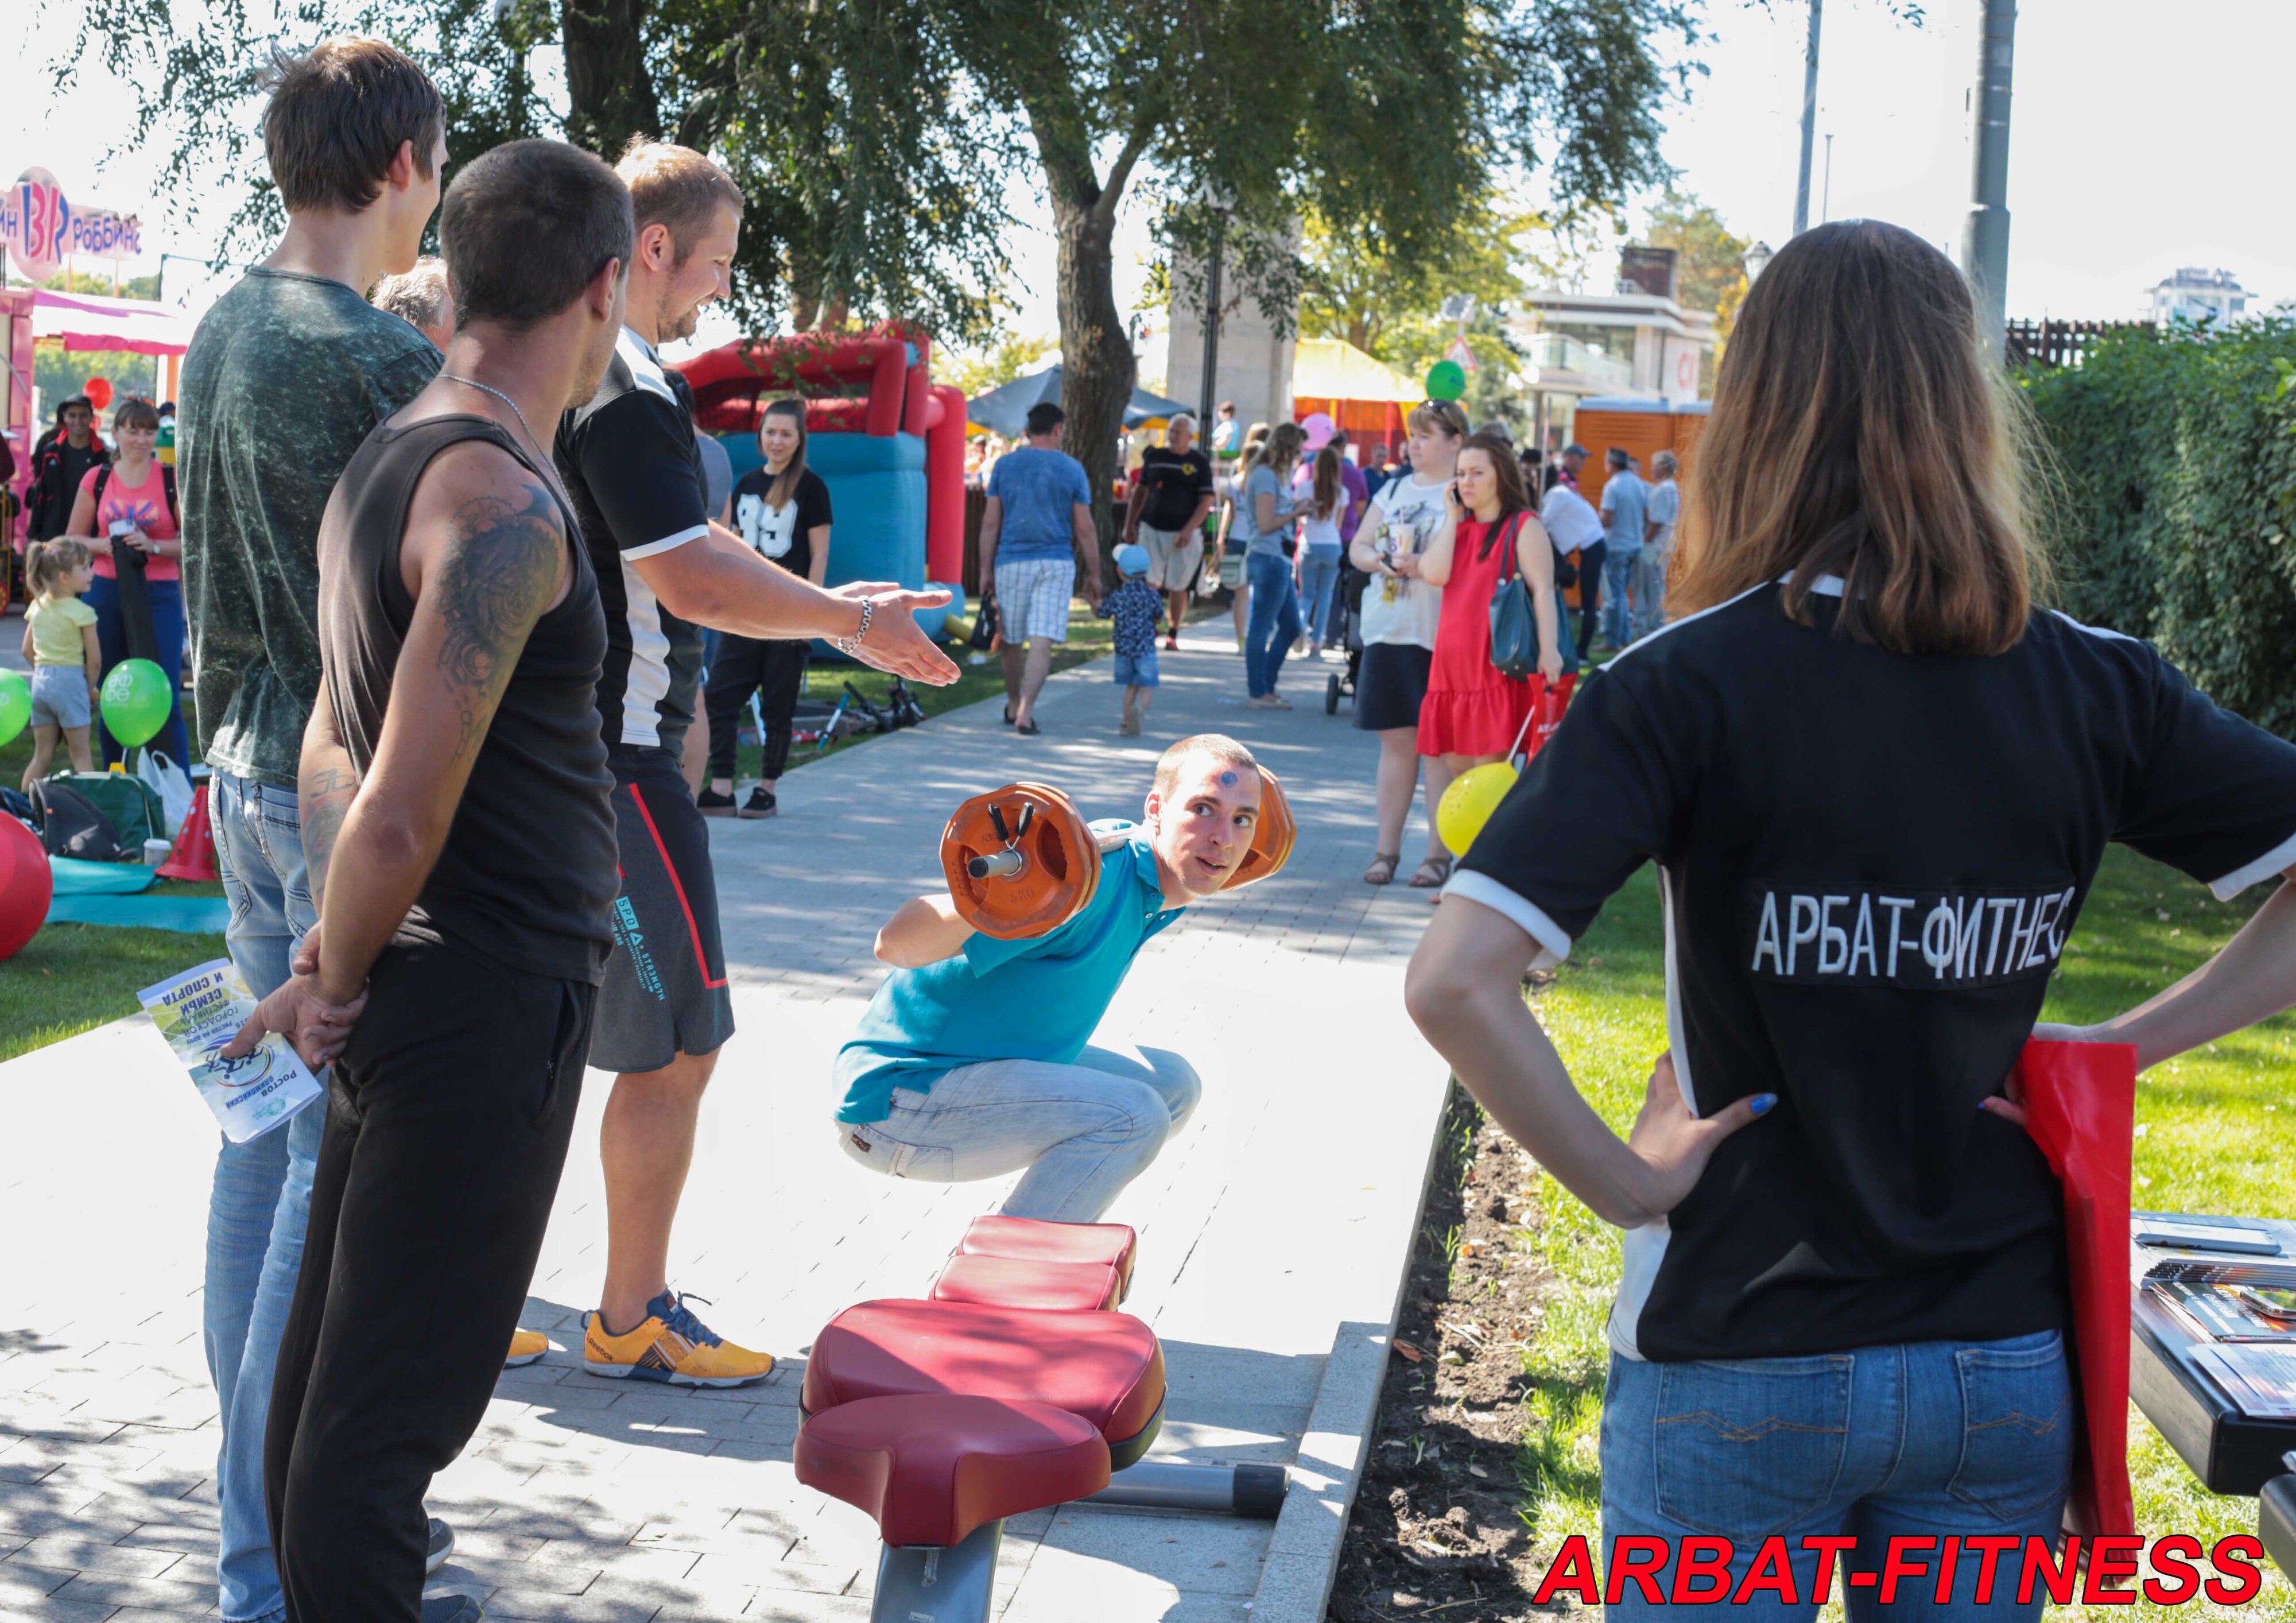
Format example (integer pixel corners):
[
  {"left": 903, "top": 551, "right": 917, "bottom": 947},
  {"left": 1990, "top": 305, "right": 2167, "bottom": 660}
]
[{"left": 224, "top": 141, "right": 634, "bottom": 1623}]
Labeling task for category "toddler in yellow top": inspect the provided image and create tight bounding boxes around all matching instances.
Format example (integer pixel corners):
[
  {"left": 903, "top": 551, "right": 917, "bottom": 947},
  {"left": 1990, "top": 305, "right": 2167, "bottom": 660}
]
[{"left": 19, "top": 538, "right": 102, "bottom": 789}]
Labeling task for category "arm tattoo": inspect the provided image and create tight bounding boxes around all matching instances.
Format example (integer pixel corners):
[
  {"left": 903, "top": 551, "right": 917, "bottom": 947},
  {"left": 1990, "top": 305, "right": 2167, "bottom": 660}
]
[
  {"left": 433, "top": 481, "right": 564, "bottom": 761},
  {"left": 300, "top": 762, "right": 358, "bottom": 908}
]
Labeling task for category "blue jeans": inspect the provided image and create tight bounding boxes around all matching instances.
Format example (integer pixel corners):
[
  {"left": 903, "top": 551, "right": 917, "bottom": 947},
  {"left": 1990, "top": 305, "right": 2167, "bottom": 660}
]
[
  {"left": 1243, "top": 552, "right": 1300, "bottom": 697},
  {"left": 840, "top": 1045, "right": 1201, "bottom": 1221},
  {"left": 1603, "top": 543, "right": 1642, "bottom": 650},
  {"left": 206, "top": 773, "right": 324, "bottom": 1623},
  {"left": 85, "top": 572, "right": 191, "bottom": 769},
  {"left": 1297, "top": 547, "right": 1342, "bottom": 646},
  {"left": 1601, "top": 1330, "right": 2073, "bottom": 1622}
]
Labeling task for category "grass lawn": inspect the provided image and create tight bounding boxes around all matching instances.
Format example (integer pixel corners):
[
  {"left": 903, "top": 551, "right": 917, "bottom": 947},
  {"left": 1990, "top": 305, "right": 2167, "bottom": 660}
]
[
  {"left": 0, "top": 595, "right": 1154, "bottom": 1062},
  {"left": 1506, "top": 844, "right": 2294, "bottom": 1618}
]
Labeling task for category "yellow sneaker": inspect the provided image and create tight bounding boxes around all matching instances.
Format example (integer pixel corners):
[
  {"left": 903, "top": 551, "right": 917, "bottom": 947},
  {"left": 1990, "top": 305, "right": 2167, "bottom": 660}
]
[
  {"left": 505, "top": 1329, "right": 551, "bottom": 1367},
  {"left": 584, "top": 1291, "right": 774, "bottom": 1387}
]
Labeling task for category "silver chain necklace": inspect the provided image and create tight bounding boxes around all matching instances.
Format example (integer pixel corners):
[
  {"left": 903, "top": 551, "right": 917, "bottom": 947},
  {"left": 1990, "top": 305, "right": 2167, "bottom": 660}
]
[{"left": 438, "top": 371, "right": 571, "bottom": 508}]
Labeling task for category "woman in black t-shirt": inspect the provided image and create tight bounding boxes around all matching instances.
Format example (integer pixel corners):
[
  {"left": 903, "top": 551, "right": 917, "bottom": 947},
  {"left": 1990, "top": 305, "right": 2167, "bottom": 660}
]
[
  {"left": 701, "top": 398, "right": 833, "bottom": 818},
  {"left": 1406, "top": 221, "right": 2296, "bottom": 1614}
]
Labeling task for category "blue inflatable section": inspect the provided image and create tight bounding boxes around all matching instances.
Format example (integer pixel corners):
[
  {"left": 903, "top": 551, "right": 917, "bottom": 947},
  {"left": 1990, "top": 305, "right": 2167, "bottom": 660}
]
[
  {"left": 715, "top": 429, "right": 961, "bottom": 645},
  {"left": 718, "top": 431, "right": 925, "bottom": 592}
]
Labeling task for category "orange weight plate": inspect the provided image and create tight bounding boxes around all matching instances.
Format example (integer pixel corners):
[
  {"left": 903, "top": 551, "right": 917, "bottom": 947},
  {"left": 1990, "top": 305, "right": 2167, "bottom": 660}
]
[
  {"left": 1224, "top": 768, "right": 1296, "bottom": 890},
  {"left": 941, "top": 781, "right": 1102, "bottom": 940}
]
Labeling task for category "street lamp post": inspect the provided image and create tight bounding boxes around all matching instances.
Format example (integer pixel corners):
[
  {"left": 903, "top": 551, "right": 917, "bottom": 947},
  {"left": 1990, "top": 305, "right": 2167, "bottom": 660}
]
[
  {"left": 1793, "top": 0, "right": 1824, "bottom": 237},
  {"left": 1742, "top": 242, "right": 1774, "bottom": 286},
  {"left": 1962, "top": 0, "right": 2018, "bottom": 360},
  {"left": 1196, "top": 186, "right": 1229, "bottom": 433}
]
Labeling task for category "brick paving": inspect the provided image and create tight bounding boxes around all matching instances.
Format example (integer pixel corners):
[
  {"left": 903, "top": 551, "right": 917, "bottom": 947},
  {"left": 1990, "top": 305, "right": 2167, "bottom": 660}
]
[{"left": 0, "top": 624, "right": 1452, "bottom": 1621}]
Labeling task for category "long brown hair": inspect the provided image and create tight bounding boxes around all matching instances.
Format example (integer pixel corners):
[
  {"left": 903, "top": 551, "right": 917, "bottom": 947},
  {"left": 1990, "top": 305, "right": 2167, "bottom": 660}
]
[
  {"left": 1667, "top": 219, "right": 2043, "bottom": 656},
  {"left": 760, "top": 397, "right": 809, "bottom": 512},
  {"left": 1459, "top": 432, "right": 1531, "bottom": 558},
  {"left": 1309, "top": 444, "right": 1342, "bottom": 520},
  {"left": 1254, "top": 420, "right": 1306, "bottom": 481}
]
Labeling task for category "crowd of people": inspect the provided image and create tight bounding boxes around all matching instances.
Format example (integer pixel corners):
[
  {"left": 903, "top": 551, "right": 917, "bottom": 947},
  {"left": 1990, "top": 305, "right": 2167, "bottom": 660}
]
[{"left": 19, "top": 25, "right": 2296, "bottom": 1623}]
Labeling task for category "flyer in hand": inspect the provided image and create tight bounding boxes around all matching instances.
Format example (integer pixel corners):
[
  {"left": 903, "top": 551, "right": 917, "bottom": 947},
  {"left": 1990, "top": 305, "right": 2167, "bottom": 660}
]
[{"left": 138, "top": 958, "right": 324, "bottom": 1142}]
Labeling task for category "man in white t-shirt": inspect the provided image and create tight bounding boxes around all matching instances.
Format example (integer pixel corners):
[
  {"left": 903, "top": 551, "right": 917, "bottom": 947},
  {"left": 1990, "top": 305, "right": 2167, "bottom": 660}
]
[
  {"left": 1539, "top": 478, "right": 1605, "bottom": 670},
  {"left": 1634, "top": 450, "right": 1681, "bottom": 641}
]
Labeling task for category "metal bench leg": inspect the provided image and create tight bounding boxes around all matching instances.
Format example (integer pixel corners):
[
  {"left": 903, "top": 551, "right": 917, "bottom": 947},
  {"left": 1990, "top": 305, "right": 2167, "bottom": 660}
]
[
  {"left": 871, "top": 1518, "right": 1002, "bottom": 1623},
  {"left": 1084, "top": 1461, "right": 1288, "bottom": 1519}
]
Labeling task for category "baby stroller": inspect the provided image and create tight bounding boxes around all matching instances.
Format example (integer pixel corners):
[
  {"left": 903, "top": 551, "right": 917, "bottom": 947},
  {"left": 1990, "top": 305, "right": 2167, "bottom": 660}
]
[{"left": 1324, "top": 557, "right": 1367, "bottom": 715}]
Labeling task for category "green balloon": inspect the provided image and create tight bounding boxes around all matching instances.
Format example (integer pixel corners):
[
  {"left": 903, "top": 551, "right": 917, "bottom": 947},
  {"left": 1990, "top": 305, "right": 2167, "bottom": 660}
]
[
  {"left": 1426, "top": 359, "right": 1468, "bottom": 401},
  {"left": 0, "top": 669, "right": 27, "bottom": 749},
  {"left": 100, "top": 657, "right": 173, "bottom": 749}
]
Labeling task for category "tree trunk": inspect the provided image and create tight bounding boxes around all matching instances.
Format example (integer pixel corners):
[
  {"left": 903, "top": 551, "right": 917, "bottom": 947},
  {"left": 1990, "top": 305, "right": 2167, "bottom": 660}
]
[
  {"left": 1036, "top": 139, "right": 1135, "bottom": 593},
  {"left": 560, "top": 0, "right": 662, "bottom": 156}
]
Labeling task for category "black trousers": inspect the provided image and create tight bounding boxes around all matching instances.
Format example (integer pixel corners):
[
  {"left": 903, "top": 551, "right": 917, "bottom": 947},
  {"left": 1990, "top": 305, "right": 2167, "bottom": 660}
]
[
  {"left": 265, "top": 940, "right": 594, "bottom": 1623},
  {"left": 704, "top": 636, "right": 809, "bottom": 782},
  {"left": 1574, "top": 540, "right": 1607, "bottom": 663}
]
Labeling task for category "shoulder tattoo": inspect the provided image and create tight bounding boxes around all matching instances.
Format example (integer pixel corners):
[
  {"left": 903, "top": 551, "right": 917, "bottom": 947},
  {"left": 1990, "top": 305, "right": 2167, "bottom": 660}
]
[{"left": 433, "top": 479, "right": 564, "bottom": 754}]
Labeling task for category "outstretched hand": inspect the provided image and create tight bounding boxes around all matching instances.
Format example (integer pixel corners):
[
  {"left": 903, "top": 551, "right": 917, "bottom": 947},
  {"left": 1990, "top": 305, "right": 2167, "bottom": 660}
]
[
  {"left": 854, "top": 588, "right": 961, "bottom": 685},
  {"left": 220, "top": 970, "right": 366, "bottom": 1072},
  {"left": 1623, "top": 1052, "right": 1775, "bottom": 1221}
]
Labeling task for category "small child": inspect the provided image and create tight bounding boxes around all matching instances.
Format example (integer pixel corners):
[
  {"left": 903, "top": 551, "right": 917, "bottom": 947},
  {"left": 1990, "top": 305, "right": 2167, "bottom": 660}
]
[
  {"left": 1097, "top": 541, "right": 1166, "bottom": 736},
  {"left": 19, "top": 539, "right": 102, "bottom": 790}
]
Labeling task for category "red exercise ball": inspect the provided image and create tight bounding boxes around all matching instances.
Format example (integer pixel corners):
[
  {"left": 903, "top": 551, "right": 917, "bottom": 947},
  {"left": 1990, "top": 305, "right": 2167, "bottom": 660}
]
[
  {"left": 0, "top": 815, "right": 51, "bottom": 962},
  {"left": 85, "top": 377, "right": 114, "bottom": 411}
]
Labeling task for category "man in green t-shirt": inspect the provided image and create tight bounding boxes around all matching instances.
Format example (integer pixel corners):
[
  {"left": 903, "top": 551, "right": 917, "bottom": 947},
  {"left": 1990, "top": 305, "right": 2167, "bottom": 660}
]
[{"left": 174, "top": 36, "right": 467, "bottom": 1623}]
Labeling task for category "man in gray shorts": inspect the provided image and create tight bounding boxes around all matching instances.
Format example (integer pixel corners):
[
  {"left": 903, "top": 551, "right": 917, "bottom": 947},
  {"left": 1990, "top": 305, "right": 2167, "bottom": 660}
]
[
  {"left": 978, "top": 400, "right": 1103, "bottom": 735},
  {"left": 1122, "top": 412, "right": 1215, "bottom": 652}
]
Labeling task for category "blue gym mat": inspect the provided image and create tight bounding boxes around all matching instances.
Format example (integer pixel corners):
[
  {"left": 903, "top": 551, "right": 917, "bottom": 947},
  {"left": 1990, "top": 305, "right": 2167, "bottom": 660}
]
[
  {"left": 49, "top": 856, "right": 158, "bottom": 895},
  {"left": 44, "top": 893, "right": 231, "bottom": 933}
]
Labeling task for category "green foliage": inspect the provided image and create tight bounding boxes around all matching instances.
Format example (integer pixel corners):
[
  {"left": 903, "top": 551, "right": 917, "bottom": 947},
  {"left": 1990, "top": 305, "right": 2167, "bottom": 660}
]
[
  {"left": 1645, "top": 188, "right": 1747, "bottom": 344},
  {"left": 1298, "top": 200, "right": 1543, "bottom": 361},
  {"left": 2020, "top": 319, "right": 2296, "bottom": 736}
]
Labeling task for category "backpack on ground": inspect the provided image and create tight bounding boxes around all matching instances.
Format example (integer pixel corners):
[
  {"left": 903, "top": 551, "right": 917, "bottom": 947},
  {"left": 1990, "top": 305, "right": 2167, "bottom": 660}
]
[
  {"left": 29, "top": 779, "right": 126, "bottom": 862},
  {"left": 46, "top": 771, "right": 163, "bottom": 852}
]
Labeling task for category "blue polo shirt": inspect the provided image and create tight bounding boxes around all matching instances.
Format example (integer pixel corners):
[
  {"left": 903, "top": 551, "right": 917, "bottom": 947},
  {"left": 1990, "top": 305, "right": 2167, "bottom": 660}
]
[{"left": 833, "top": 827, "right": 1184, "bottom": 1123}]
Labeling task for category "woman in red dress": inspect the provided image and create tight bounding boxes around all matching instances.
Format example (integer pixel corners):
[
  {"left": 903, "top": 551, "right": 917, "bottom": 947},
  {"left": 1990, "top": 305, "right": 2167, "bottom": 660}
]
[{"left": 1415, "top": 433, "right": 1565, "bottom": 781}]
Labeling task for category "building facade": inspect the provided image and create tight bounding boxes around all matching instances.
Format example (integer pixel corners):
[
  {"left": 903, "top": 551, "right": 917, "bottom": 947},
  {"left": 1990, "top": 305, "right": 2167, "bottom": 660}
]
[{"left": 2147, "top": 268, "right": 2249, "bottom": 328}]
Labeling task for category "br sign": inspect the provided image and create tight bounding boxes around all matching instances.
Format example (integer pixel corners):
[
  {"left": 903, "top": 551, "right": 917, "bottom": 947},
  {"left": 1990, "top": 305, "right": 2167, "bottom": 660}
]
[{"left": 3, "top": 166, "right": 144, "bottom": 282}]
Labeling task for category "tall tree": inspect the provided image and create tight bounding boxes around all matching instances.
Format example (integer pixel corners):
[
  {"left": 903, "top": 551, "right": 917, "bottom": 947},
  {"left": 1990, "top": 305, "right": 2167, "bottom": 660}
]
[
  {"left": 1299, "top": 202, "right": 1546, "bottom": 362},
  {"left": 935, "top": 0, "right": 1697, "bottom": 559},
  {"left": 50, "top": 0, "right": 1013, "bottom": 343}
]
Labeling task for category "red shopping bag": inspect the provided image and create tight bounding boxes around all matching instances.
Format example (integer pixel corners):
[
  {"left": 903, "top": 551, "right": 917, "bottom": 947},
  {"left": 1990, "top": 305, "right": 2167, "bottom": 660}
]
[
  {"left": 1510, "top": 672, "right": 1576, "bottom": 768},
  {"left": 2012, "top": 1037, "right": 2139, "bottom": 1539}
]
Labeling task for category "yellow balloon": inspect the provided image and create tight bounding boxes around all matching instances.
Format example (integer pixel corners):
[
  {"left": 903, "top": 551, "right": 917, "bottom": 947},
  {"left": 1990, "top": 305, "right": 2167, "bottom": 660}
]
[{"left": 1436, "top": 761, "right": 1519, "bottom": 855}]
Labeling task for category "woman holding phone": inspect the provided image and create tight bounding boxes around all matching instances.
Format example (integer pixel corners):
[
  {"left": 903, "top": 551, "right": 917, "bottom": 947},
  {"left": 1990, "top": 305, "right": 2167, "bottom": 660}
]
[
  {"left": 65, "top": 396, "right": 188, "bottom": 767},
  {"left": 701, "top": 398, "right": 832, "bottom": 819},
  {"left": 1406, "top": 220, "right": 2296, "bottom": 1616},
  {"left": 1233, "top": 421, "right": 1308, "bottom": 708}
]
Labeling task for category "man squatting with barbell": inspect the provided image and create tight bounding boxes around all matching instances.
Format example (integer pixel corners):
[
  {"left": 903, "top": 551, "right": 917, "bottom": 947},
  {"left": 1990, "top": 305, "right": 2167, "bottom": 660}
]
[{"left": 831, "top": 734, "right": 1290, "bottom": 1220}]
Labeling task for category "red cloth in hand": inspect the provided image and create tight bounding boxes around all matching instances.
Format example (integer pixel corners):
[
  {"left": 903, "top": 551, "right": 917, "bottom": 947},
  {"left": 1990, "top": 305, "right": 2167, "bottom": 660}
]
[{"left": 2013, "top": 1037, "right": 2139, "bottom": 1538}]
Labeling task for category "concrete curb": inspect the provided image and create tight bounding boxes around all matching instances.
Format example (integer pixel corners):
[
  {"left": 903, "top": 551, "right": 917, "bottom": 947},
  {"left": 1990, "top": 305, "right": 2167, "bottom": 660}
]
[{"left": 1248, "top": 1078, "right": 1456, "bottom": 1622}]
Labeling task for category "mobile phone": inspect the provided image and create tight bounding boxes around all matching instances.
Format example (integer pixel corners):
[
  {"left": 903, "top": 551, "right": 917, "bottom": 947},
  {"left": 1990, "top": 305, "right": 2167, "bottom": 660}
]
[
  {"left": 2235, "top": 1284, "right": 2296, "bottom": 1322},
  {"left": 2132, "top": 1220, "right": 2282, "bottom": 1256}
]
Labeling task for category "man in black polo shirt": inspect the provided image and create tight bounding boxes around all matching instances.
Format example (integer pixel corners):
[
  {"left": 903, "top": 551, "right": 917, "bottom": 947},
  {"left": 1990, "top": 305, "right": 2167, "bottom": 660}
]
[
  {"left": 551, "top": 140, "right": 955, "bottom": 1386},
  {"left": 1123, "top": 413, "right": 1215, "bottom": 652}
]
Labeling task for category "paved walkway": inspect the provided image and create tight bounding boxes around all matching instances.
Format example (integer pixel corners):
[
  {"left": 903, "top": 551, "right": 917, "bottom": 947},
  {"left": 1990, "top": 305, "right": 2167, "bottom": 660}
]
[{"left": 0, "top": 622, "right": 1453, "bottom": 1622}]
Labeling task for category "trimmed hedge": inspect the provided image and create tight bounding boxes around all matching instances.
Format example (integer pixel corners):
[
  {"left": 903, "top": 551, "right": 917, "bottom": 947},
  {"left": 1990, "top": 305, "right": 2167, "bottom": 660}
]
[{"left": 2019, "top": 320, "right": 2296, "bottom": 737}]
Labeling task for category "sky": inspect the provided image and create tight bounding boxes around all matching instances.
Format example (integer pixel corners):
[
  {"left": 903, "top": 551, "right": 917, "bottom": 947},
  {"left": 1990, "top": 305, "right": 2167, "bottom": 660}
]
[{"left": 9, "top": 0, "right": 2295, "bottom": 340}]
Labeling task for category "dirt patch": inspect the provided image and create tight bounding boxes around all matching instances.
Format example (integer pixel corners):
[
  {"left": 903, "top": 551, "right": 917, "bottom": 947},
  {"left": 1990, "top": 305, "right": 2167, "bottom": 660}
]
[{"left": 1325, "top": 1083, "right": 1572, "bottom": 1622}]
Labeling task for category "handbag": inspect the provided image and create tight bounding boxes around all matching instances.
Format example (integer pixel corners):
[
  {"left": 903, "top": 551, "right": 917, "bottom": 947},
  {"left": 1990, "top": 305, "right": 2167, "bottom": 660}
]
[
  {"left": 968, "top": 595, "right": 1000, "bottom": 652},
  {"left": 1486, "top": 513, "right": 1542, "bottom": 681}
]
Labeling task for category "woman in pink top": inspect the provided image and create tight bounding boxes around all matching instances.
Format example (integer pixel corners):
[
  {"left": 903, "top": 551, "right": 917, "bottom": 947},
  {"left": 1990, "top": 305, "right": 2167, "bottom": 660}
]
[{"left": 66, "top": 396, "right": 189, "bottom": 766}]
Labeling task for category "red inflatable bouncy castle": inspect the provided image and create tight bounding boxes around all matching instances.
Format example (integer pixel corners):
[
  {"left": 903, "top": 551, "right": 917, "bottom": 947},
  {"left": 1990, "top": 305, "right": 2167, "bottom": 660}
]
[{"left": 678, "top": 324, "right": 964, "bottom": 591}]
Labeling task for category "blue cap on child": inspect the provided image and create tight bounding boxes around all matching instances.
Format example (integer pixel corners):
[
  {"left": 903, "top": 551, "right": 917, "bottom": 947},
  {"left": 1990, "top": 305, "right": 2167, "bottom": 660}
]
[{"left": 1114, "top": 543, "right": 1151, "bottom": 577}]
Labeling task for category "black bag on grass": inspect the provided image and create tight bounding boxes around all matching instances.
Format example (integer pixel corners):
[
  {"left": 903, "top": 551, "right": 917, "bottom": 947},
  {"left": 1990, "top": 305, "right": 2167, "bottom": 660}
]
[{"left": 30, "top": 779, "right": 126, "bottom": 862}]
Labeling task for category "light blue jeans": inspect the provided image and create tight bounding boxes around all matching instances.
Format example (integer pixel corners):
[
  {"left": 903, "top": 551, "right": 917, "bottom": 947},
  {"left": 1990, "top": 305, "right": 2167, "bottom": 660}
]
[
  {"left": 206, "top": 772, "right": 324, "bottom": 1623},
  {"left": 1603, "top": 543, "right": 1643, "bottom": 649},
  {"left": 1243, "top": 552, "right": 1301, "bottom": 698},
  {"left": 1630, "top": 545, "right": 1669, "bottom": 641},
  {"left": 1297, "top": 545, "right": 1342, "bottom": 647},
  {"left": 1601, "top": 1329, "right": 2073, "bottom": 1621},
  {"left": 840, "top": 1045, "right": 1201, "bottom": 1221}
]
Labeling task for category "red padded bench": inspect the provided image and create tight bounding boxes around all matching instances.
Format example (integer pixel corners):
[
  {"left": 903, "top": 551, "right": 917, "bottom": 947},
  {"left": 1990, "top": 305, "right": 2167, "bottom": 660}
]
[{"left": 793, "top": 1216, "right": 1283, "bottom": 1623}]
